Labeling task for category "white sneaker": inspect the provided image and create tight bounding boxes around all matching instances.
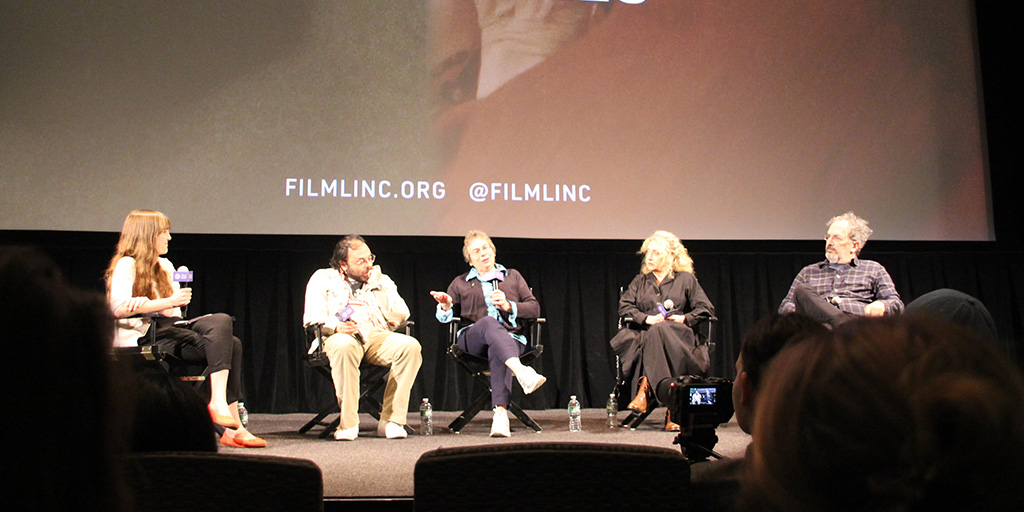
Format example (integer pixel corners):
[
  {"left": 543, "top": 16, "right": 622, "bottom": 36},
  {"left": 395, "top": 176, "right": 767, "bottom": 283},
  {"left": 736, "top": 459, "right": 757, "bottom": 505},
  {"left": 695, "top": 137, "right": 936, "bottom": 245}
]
[
  {"left": 377, "top": 421, "right": 408, "bottom": 439},
  {"left": 516, "top": 366, "right": 547, "bottom": 395},
  {"left": 490, "top": 407, "right": 511, "bottom": 437},
  {"left": 334, "top": 425, "right": 358, "bottom": 441}
]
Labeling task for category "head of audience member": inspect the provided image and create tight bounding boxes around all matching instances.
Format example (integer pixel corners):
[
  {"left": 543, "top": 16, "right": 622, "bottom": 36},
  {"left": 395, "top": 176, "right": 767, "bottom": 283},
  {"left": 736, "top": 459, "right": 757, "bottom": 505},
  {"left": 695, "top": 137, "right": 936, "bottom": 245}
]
[
  {"left": 638, "top": 230, "right": 694, "bottom": 276},
  {"left": 330, "top": 234, "right": 373, "bottom": 282},
  {"left": 462, "top": 230, "right": 497, "bottom": 273},
  {"left": 128, "top": 368, "right": 217, "bottom": 453},
  {"left": 743, "top": 316, "right": 1024, "bottom": 511},
  {"left": 732, "top": 312, "right": 828, "bottom": 434},
  {"left": 824, "top": 211, "right": 872, "bottom": 264},
  {"left": 906, "top": 288, "right": 998, "bottom": 343},
  {"left": 2, "top": 246, "right": 128, "bottom": 511}
]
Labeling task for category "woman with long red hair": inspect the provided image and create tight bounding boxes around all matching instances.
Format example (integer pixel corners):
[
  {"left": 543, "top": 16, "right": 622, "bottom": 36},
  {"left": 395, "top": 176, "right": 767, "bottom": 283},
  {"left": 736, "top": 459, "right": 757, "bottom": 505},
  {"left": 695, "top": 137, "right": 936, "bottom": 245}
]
[{"left": 106, "top": 209, "right": 265, "bottom": 448}]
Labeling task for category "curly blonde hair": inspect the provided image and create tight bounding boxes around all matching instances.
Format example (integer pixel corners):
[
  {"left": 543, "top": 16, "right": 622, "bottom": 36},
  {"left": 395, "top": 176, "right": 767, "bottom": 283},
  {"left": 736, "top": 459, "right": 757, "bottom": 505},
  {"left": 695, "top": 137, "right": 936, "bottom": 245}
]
[{"left": 639, "top": 230, "right": 694, "bottom": 275}]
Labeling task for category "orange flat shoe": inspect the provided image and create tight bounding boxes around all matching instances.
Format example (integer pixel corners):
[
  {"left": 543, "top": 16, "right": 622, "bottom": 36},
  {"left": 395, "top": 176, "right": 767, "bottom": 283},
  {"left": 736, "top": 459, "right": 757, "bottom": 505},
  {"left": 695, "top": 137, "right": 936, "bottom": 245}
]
[
  {"left": 219, "top": 431, "right": 238, "bottom": 447},
  {"left": 208, "top": 405, "right": 241, "bottom": 429},
  {"left": 233, "top": 435, "right": 267, "bottom": 448}
]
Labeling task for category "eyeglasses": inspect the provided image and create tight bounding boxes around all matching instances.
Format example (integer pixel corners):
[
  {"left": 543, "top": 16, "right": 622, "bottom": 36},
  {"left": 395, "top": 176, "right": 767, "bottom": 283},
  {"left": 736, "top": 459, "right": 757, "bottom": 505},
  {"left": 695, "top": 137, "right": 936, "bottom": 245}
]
[{"left": 352, "top": 254, "right": 375, "bottom": 266}]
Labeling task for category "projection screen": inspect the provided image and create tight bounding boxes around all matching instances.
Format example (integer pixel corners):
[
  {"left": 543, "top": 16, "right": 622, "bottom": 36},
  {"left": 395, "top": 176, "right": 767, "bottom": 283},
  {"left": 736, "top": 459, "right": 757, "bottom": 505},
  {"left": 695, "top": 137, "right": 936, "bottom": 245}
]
[{"left": 0, "top": 0, "right": 992, "bottom": 240}]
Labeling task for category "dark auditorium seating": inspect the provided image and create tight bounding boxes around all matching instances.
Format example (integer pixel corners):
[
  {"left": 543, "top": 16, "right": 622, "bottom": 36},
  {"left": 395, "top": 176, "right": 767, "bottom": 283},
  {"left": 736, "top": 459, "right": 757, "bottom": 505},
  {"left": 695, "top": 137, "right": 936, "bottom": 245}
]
[
  {"left": 414, "top": 442, "right": 690, "bottom": 511},
  {"left": 125, "top": 451, "right": 324, "bottom": 512}
]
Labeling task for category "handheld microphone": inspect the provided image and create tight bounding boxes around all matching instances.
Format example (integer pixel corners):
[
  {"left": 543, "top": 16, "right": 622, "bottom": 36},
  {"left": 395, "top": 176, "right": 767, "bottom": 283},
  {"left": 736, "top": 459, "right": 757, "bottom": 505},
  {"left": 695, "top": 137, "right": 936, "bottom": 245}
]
[
  {"left": 173, "top": 266, "right": 193, "bottom": 317},
  {"left": 657, "top": 299, "right": 675, "bottom": 318},
  {"left": 336, "top": 305, "right": 364, "bottom": 344},
  {"left": 481, "top": 269, "right": 505, "bottom": 282},
  {"left": 173, "top": 266, "right": 194, "bottom": 287}
]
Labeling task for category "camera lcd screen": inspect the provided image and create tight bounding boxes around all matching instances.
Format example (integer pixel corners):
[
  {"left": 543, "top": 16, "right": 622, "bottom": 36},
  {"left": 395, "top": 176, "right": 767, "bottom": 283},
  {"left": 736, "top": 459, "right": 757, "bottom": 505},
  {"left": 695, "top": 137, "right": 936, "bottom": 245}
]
[{"left": 689, "top": 386, "right": 717, "bottom": 406}]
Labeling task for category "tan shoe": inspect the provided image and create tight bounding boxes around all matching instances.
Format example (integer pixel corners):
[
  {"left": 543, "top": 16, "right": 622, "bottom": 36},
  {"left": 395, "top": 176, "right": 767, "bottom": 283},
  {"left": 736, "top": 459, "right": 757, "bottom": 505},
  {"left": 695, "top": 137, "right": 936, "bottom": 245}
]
[
  {"left": 665, "top": 410, "right": 680, "bottom": 432},
  {"left": 627, "top": 376, "right": 652, "bottom": 413}
]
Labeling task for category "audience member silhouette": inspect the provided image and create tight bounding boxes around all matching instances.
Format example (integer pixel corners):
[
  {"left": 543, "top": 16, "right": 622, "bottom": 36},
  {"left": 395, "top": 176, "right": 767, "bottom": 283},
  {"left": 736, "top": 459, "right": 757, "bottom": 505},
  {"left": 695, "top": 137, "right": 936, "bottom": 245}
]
[
  {"left": 687, "top": 312, "right": 827, "bottom": 512},
  {"left": 128, "top": 367, "right": 218, "bottom": 453},
  {"left": 1, "top": 246, "right": 128, "bottom": 511},
  {"left": 742, "top": 316, "right": 1024, "bottom": 511},
  {"left": 906, "top": 288, "right": 1008, "bottom": 359}
]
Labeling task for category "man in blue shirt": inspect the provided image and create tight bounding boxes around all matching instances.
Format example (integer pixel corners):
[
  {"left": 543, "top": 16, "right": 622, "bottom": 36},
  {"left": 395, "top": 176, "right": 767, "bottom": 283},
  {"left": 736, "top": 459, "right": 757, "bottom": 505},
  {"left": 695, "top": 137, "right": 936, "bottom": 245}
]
[{"left": 779, "top": 211, "right": 903, "bottom": 326}]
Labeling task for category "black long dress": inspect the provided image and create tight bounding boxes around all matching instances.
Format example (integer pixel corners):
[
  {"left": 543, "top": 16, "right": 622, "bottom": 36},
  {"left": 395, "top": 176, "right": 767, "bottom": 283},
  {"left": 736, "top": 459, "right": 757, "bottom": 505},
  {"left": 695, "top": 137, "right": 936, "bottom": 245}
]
[{"left": 609, "top": 271, "right": 715, "bottom": 400}]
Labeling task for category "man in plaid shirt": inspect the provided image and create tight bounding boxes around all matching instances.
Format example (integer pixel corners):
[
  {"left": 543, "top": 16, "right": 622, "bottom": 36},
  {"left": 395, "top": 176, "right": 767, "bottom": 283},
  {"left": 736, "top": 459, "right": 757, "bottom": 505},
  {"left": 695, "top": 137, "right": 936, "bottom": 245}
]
[{"left": 779, "top": 212, "right": 903, "bottom": 326}]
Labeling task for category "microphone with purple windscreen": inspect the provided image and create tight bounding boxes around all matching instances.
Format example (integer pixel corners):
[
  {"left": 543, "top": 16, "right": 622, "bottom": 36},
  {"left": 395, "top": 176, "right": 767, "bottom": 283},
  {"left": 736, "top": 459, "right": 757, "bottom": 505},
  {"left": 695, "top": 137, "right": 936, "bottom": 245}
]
[
  {"left": 657, "top": 299, "right": 675, "bottom": 319},
  {"left": 173, "top": 265, "right": 193, "bottom": 317},
  {"left": 336, "top": 305, "right": 363, "bottom": 344}
]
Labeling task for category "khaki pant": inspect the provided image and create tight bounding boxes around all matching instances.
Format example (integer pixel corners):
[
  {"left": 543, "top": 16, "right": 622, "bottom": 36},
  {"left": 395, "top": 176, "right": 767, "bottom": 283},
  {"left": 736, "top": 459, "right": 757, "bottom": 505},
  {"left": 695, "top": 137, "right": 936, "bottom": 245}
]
[{"left": 323, "top": 329, "right": 422, "bottom": 429}]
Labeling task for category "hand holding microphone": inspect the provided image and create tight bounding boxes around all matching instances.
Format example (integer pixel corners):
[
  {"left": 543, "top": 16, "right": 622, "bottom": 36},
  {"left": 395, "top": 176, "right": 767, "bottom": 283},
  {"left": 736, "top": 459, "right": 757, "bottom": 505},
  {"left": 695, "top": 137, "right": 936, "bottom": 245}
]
[
  {"left": 173, "top": 266, "right": 194, "bottom": 316},
  {"left": 649, "top": 299, "right": 685, "bottom": 325},
  {"left": 335, "top": 305, "right": 364, "bottom": 344},
  {"left": 488, "top": 289, "right": 512, "bottom": 312},
  {"left": 169, "top": 288, "right": 192, "bottom": 307},
  {"left": 659, "top": 299, "right": 688, "bottom": 324},
  {"left": 657, "top": 299, "right": 675, "bottom": 318}
]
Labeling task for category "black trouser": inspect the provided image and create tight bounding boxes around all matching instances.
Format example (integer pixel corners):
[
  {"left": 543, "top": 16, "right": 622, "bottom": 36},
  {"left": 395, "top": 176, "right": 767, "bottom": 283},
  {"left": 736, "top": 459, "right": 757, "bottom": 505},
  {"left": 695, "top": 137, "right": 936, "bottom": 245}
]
[
  {"left": 793, "top": 285, "right": 853, "bottom": 327},
  {"left": 144, "top": 312, "right": 244, "bottom": 404}
]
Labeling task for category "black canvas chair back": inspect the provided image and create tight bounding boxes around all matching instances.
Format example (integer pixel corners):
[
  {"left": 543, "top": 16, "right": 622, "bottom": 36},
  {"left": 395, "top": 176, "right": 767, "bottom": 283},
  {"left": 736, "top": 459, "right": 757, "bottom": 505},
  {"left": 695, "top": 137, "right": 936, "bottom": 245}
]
[
  {"left": 446, "top": 316, "right": 545, "bottom": 433},
  {"left": 414, "top": 442, "right": 690, "bottom": 511},
  {"left": 111, "top": 313, "right": 210, "bottom": 389}
]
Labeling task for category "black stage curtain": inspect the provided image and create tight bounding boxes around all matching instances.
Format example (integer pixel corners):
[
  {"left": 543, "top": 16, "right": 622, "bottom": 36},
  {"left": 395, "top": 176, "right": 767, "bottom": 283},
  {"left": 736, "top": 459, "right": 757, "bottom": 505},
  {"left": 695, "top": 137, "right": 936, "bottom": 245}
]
[{"left": 4, "top": 231, "right": 1022, "bottom": 414}]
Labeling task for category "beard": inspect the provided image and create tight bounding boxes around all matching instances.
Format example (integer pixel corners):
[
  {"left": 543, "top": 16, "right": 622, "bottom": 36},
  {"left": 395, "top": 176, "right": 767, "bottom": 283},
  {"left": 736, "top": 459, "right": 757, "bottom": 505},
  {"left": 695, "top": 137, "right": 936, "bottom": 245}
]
[
  {"left": 825, "top": 251, "right": 839, "bottom": 264},
  {"left": 344, "top": 268, "right": 368, "bottom": 283}
]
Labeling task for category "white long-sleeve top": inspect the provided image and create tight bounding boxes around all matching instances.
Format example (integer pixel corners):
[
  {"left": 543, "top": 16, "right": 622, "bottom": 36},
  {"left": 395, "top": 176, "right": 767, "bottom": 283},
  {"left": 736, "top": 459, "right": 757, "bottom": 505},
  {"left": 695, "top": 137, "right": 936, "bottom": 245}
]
[{"left": 108, "top": 256, "right": 181, "bottom": 347}]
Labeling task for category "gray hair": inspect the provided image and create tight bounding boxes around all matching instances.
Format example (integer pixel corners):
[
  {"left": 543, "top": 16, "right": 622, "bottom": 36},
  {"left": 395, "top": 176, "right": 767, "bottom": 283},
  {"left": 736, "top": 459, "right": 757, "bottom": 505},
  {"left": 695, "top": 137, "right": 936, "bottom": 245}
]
[{"left": 827, "top": 211, "right": 873, "bottom": 253}]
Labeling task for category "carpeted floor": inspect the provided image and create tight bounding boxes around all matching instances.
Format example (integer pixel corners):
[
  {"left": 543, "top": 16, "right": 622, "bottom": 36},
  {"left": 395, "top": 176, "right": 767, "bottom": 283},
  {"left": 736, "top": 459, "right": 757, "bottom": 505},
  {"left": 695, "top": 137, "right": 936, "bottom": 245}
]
[{"left": 223, "top": 409, "right": 751, "bottom": 499}]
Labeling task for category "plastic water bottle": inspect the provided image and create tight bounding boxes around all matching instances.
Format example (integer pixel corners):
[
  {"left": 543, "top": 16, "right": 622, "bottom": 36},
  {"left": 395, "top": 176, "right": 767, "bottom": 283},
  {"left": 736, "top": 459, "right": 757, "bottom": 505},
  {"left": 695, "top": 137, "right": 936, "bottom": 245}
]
[
  {"left": 237, "top": 402, "right": 249, "bottom": 428},
  {"left": 419, "top": 398, "right": 433, "bottom": 436},
  {"left": 606, "top": 393, "right": 618, "bottom": 428},
  {"left": 568, "top": 395, "right": 582, "bottom": 432}
]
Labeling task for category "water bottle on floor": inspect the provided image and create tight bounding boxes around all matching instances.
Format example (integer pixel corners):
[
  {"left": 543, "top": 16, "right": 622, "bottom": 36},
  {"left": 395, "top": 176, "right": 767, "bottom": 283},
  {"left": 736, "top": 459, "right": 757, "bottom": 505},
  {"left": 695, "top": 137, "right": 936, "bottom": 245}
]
[
  {"left": 606, "top": 393, "right": 618, "bottom": 428},
  {"left": 238, "top": 402, "right": 249, "bottom": 428},
  {"left": 419, "top": 398, "right": 433, "bottom": 436},
  {"left": 568, "top": 395, "right": 582, "bottom": 432}
]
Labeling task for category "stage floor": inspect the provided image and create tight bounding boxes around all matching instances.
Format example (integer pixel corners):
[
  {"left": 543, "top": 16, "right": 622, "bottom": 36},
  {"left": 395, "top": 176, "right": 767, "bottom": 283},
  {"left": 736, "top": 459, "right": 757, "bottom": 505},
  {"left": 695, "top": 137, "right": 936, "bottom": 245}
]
[{"left": 227, "top": 409, "right": 751, "bottom": 499}]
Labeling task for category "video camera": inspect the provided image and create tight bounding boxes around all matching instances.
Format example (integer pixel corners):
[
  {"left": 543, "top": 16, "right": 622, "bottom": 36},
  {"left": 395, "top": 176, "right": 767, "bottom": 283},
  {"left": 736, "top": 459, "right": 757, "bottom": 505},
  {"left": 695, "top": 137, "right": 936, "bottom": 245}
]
[{"left": 666, "top": 375, "right": 734, "bottom": 461}]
